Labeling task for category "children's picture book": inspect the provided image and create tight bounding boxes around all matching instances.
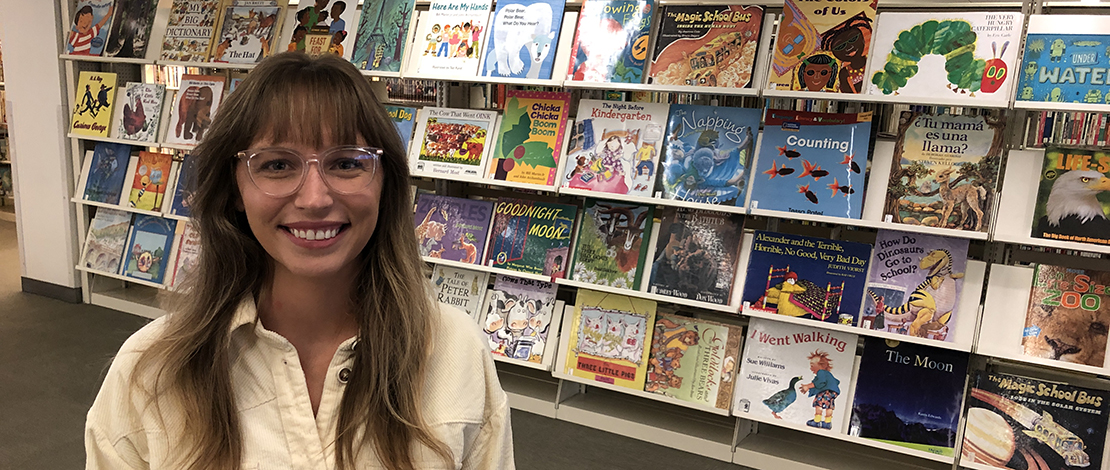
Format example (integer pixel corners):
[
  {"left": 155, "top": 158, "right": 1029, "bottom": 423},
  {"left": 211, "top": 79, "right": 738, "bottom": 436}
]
[
  {"left": 561, "top": 100, "right": 669, "bottom": 198},
  {"left": 414, "top": 0, "right": 493, "bottom": 76},
  {"left": 648, "top": 5, "right": 763, "bottom": 88},
  {"left": 66, "top": 0, "right": 114, "bottom": 56},
  {"left": 410, "top": 107, "right": 499, "bottom": 178},
  {"left": 127, "top": 151, "right": 173, "bottom": 212},
  {"left": 485, "top": 197, "right": 576, "bottom": 277},
  {"left": 645, "top": 313, "right": 742, "bottom": 411},
  {"left": 167, "top": 155, "right": 194, "bottom": 217},
  {"left": 742, "top": 231, "right": 872, "bottom": 325},
  {"left": 962, "top": 372, "right": 1109, "bottom": 470},
  {"left": 81, "top": 143, "right": 132, "bottom": 204},
  {"left": 210, "top": 1, "right": 282, "bottom": 64},
  {"left": 1030, "top": 146, "right": 1110, "bottom": 246},
  {"left": 480, "top": 0, "right": 566, "bottom": 80},
  {"left": 112, "top": 82, "right": 165, "bottom": 143},
  {"left": 412, "top": 193, "right": 493, "bottom": 263},
  {"left": 748, "top": 109, "right": 871, "bottom": 219},
  {"left": 280, "top": 0, "right": 358, "bottom": 59},
  {"left": 168, "top": 220, "right": 200, "bottom": 289},
  {"left": 767, "top": 0, "right": 876, "bottom": 93},
  {"left": 571, "top": 199, "right": 653, "bottom": 290},
  {"left": 862, "top": 230, "right": 970, "bottom": 342},
  {"left": 1022, "top": 264, "right": 1110, "bottom": 368},
  {"left": 850, "top": 338, "right": 970, "bottom": 457},
  {"left": 566, "top": 0, "right": 654, "bottom": 83},
  {"left": 351, "top": 0, "right": 416, "bottom": 71},
  {"left": 732, "top": 317, "right": 857, "bottom": 432},
  {"left": 488, "top": 90, "right": 571, "bottom": 186},
  {"left": 161, "top": 0, "right": 221, "bottom": 62},
  {"left": 70, "top": 71, "right": 118, "bottom": 138},
  {"left": 866, "top": 12, "right": 1024, "bottom": 104},
  {"left": 385, "top": 105, "right": 417, "bottom": 151},
  {"left": 480, "top": 274, "right": 560, "bottom": 365},
  {"left": 649, "top": 207, "right": 744, "bottom": 305},
  {"left": 563, "top": 289, "right": 657, "bottom": 390},
  {"left": 81, "top": 208, "right": 132, "bottom": 274},
  {"left": 1016, "top": 15, "right": 1110, "bottom": 104},
  {"left": 883, "top": 111, "right": 1004, "bottom": 233},
  {"left": 431, "top": 264, "right": 489, "bottom": 320},
  {"left": 660, "top": 104, "right": 760, "bottom": 206},
  {"left": 102, "top": 0, "right": 158, "bottom": 59},
  {"left": 164, "top": 74, "right": 226, "bottom": 146},
  {"left": 121, "top": 214, "right": 177, "bottom": 284}
]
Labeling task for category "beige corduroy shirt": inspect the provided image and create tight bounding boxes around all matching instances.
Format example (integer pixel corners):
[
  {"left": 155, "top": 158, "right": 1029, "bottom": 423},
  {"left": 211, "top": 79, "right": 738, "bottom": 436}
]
[{"left": 85, "top": 299, "right": 514, "bottom": 469}]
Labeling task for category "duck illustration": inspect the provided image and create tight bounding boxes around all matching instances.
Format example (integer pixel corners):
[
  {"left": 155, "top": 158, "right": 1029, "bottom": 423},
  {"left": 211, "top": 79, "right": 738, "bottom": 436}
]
[{"left": 763, "top": 376, "right": 804, "bottom": 418}]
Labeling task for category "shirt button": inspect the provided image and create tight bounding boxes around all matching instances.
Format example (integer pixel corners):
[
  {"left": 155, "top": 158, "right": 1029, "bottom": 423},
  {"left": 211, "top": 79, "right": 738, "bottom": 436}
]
[{"left": 338, "top": 367, "right": 351, "bottom": 383}]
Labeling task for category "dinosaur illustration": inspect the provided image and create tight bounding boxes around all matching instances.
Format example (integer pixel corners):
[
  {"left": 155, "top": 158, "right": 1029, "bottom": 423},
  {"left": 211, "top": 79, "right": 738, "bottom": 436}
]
[{"left": 868, "top": 249, "right": 964, "bottom": 338}]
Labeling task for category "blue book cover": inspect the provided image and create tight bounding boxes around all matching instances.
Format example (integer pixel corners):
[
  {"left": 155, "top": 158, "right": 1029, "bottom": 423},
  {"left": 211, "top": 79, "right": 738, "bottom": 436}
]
[
  {"left": 121, "top": 214, "right": 177, "bottom": 284},
  {"left": 169, "top": 155, "right": 193, "bottom": 217},
  {"left": 660, "top": 104, "right": 760, "bottom": 206},
  {"left": 748, "top": 110, "right": 872, "bottom": 219},
  {"left": 351, "top": 0, "right": 417, "bottom": 72},
  {"left": 742, "top": 230, "right": 872, "bottom": 325},
  {"left": 83, "top": 142, "right": 132, "bottom": 204},
  {"left": 385, "top": 105, "right": 417, "bottom": 150},
  {"left": 481, "top": 0, "right": 566, "bottom": 80},
  {"left": 1017, "top": 16, "right": 1110, "bottom": 104},
  {"left": 66, "top": 0, "right": 114, "bottom": 56},
  {"left": 485, "top": 197, "right": 576, "bottom": 277},
  {"left": 566, "top": 0, "right": 654, "bottom": 83},
  {"left": 850, "top": 338, "right": 970, "bottom": 457}
]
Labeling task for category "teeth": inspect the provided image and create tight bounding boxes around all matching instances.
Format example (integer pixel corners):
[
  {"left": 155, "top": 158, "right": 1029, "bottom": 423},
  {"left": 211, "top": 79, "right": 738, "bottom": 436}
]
[{"left": 289, "top": 227, "right": 339, "bottom": 241}]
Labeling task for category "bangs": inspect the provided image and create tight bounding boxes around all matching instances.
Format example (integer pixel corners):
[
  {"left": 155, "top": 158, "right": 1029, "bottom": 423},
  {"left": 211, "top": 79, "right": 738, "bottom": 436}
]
[{"left": 247, "top": 62, "right": 373, "bottom": 149}]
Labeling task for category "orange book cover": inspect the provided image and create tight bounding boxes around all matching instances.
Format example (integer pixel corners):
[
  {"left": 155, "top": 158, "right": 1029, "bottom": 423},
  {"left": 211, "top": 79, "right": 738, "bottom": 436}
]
[{"left": 127, "top": 151, "right": 173, "bottom": 211}]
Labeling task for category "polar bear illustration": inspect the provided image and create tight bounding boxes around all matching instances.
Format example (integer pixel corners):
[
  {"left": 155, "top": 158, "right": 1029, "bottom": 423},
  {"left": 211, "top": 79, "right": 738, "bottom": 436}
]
[{"left": 485, "top": 3, "right": 554, "bottom": 78}]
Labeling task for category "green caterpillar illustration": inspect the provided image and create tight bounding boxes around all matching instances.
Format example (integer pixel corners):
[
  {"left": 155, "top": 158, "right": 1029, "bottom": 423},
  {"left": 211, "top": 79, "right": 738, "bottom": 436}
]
[{"left": 872, "top": 20, "right": 1008, "bottom": 97}]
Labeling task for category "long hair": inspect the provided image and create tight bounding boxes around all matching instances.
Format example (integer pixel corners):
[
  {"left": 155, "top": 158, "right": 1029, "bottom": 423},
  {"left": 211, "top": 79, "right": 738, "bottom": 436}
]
[{"left": 135, "top": 52, "right": 451, "bottom": 470}]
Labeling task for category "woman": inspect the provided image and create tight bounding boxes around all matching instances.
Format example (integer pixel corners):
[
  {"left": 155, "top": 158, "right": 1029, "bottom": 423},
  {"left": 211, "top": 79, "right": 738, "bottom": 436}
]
[{"left": 85, "top": 53, "right": 513, "bottom": 469}]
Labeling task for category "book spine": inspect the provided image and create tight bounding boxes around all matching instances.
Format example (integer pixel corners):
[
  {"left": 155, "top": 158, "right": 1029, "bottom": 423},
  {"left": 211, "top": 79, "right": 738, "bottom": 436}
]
[{"left": 1036, "top": 111, "right": 1046, "bottom": 147}]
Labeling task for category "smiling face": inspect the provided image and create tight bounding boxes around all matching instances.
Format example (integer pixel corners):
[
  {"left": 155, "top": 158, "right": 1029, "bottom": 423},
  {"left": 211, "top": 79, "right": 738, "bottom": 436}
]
[
  {"left": 76, "top": 11, "right": 94, "bottom": 33},
  {"left": 803, "top": 62, "right": 833, "bottom": 91}
]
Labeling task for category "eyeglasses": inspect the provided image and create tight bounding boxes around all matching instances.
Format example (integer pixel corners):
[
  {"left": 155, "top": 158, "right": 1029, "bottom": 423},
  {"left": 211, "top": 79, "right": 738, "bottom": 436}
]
[{"left": 236, "top": 146, "right": 383, "bottom": 197}]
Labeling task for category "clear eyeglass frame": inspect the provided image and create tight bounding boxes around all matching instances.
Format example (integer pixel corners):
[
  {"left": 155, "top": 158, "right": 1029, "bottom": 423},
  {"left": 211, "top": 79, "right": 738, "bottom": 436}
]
[{"left": 235, "top": 146, "right": 384, "bottom": 198}]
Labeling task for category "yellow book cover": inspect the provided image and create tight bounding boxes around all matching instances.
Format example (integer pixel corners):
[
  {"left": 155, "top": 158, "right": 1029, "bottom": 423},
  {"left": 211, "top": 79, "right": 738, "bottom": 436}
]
[
  {"left": 127, "top": 151, "right": 173, "bottom": 211},
  {"left": 767, "top": 0, "right": 876, "bottom": 93},
  {"left": 71, "top": 71, "right": 118, "bottom": 137},
  {"left": 564, "top": 289, "right": 656, "bottom": 390}
]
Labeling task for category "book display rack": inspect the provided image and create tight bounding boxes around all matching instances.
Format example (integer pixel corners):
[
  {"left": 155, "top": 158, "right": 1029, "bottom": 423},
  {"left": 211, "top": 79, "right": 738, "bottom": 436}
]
[{"left": 55, "top": 0, "right": 1110, "bottom": 469}]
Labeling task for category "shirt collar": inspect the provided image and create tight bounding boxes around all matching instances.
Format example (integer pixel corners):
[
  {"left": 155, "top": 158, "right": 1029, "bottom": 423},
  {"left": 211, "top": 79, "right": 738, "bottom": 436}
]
[{"left": 226, "top": 297, "right": 360, "bottom": 352}]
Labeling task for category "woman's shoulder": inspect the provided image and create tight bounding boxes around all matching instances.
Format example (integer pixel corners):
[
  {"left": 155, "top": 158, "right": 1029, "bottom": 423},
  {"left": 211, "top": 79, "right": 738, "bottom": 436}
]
[{"left": 113, "top": 316, "right": 171, "bottom": 362}]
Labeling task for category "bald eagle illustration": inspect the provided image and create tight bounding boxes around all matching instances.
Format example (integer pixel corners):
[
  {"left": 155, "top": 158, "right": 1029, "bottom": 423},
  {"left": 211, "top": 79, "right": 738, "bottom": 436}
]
[{"left": 1035, "top": 170, "right": 1110, "bottom": 239}]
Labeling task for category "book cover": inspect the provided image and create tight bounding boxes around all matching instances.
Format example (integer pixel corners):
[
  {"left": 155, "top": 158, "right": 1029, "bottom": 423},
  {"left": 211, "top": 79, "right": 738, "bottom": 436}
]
[
  {"left": 164, "top": 74, "right": 226, "bottom": 146},
  {"left": 660, "top": 104, "right": 760, "bottom": 206},
  {"left": 112, "top": 82, "right": 165, "bottom": 143},
  {"left": 561, "top": 99, "right": 669, "bottom": 198},
  {"left": 66, "top": 0, "right": 114, "bottom": 56},
  {"left": 883, "top": 111, "right": 1004, "bottom": 232},
  {"left": 412, "top": 193, "right": 493, "bottom": 263},
  {"left": 210, "top": 2, "right": 282, "bottom": 64},
  {"left": 385, "top": 105, "right": 417, "bottom": 150},
  {"left": 732, "top": 317, "right": 857, "bottom": 432},
  {"left": 161, "top": 0, "right": 221, "bottom": 62},
  {"left": 1030, "top": 147, "right": 1110, "bottom": 246},
  {"left": 351, "top": 0, "right": 416, "bottom": 71},
  {"left": 563, "top": 289, "right": 656, "bottom": 390},
  {"left": 962, "top": 372, "right": 1108, "bottom": 469},
  {"left": 127, "top": 151, "right": 173, "bottom": 212},
  {"left": 480, "top": 274, "right": 559, "bottom": 364},
  {"left": 1022, "top": 264, "right": 1110, "bottom": 368},
  {"left": 565, "top": 0, "right": 653, "bottom": 84},
  {"left": 410, "top": 107, "right": 498, "bottom": 178},
  {"left": 432, "top": 264, "right": 489, "bottom": 320},
  {"left": 488, "top": 90, "right": 571, "bottom": 186},
  {"left": 279, "top": 0, "right": 358, "bottom": 59},
  {"left": 82, "top": 143, "right": 132, "bottom": 204},
  {"left": 122, "top": 214, "right": 177, "bottom": 283},
  {"left": 645, "top": 313, "right": 742, "bottom": 411},
  {"left": 485, "top": 197, "right": 576, "bottom": 277},
  {"left": 649, "top": 207, "right": 744, "bottom": 305},
  {"left": 867, "top": 12, "right": 1024, "bottom": 103},
  {"left": 850, "top": 338, "right": 970, "bottom": 457},
  {"left": 415, "top": 0, "right": 493, "bottom": 76},
  {"left": 168, "top": 220, "right": 200, "bottom": 289},
  {"left": 168, "top": 155, "right": 194, "bottom": 217},
  {"left": 571, "top": 199, "right": 653, "bottom": 290},
  {"left": 81, "top": 207, "right": 132, "bottom": 274},
  {"left": 480, "top": 0, "right": 565, "bottom": 80},
  {"left": 742, "top": 230, "right": 872, "bottom": 325},
  {"left": 71, "top": 71, "right": 118, "bottom": 137},
  {"left": 748, "top": 109, "right": 871, "bottom": 219},
  {"left": 103, "top": 0, "right": 157, "bottom": 59},
  {"left": 648, "top": 5, "right": 763, "bottom": 88},
  {"left": 767, "top": 0, "right": 876, "bottom": 93},
  {"left": 1016, "top": 16, "right": 1110, "bottom": 104},
  {"left": 862, "top": 230, "right": 970, "bottom": 342}
]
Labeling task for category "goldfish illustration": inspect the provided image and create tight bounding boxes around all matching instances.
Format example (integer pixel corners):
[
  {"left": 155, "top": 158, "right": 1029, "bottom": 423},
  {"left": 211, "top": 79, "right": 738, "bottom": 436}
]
[
  {"left": 799, "top": 160, "right": 829, "bottom": 180},
  {"left": 763, "top": 160, "right": 796, "bottom": 179}
]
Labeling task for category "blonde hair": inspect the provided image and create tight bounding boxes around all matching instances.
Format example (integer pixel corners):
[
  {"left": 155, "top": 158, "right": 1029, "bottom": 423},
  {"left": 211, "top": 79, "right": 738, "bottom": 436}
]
[{"left": 135, "top": 52, "right": 450, "bottom": 470}]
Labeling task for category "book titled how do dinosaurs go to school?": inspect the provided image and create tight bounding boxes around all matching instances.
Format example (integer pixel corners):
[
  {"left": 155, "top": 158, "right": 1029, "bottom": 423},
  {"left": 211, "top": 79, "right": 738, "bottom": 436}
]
[{"left": 1031, "top": 146, "right": 1110, "bottom": 247}]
